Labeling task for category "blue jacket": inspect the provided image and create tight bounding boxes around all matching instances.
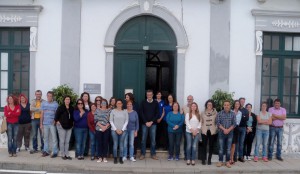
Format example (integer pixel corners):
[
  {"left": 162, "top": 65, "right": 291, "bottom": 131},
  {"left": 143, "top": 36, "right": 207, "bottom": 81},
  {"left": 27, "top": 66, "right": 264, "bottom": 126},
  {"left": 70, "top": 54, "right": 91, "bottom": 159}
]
[{"left": 166, "top": 112, "right": 184, "bottom": 133}]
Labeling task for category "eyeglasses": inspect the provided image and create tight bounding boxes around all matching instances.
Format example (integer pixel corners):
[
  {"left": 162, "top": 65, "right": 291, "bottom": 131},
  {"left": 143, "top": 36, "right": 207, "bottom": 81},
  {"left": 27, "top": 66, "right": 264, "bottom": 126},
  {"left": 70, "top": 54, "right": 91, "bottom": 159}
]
[
  {"left": 77, "top": 103, "right": 83, "bottom": 105},
  {"left": 96, "top": 100, "right": 101, "bottom": 101}
]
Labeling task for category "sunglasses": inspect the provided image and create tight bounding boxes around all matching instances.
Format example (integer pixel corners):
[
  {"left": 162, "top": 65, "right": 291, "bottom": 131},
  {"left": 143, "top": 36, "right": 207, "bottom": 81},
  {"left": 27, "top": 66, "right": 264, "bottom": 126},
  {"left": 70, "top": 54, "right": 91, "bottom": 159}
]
[
  {"left": 96, "top": 100, "right": 101, "bottom": 101},
  {"left": 77, "top": 103, "right": 83, "bottom": 105}
]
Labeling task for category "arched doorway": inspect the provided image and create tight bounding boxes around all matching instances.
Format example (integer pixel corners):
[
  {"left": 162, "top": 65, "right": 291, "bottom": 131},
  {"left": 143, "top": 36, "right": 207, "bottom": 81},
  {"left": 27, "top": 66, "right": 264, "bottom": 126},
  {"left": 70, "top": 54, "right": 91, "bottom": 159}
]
[{"left": 113, "top": 16, "right": 177, "bottom": 104}]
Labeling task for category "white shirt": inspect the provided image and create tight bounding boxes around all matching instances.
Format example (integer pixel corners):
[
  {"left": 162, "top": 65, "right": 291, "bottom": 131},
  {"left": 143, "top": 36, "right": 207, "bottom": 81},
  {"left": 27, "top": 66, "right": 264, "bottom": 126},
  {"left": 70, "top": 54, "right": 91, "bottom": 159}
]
[{"left": 185, "top": 113, "right": 201, "bottom": 133}]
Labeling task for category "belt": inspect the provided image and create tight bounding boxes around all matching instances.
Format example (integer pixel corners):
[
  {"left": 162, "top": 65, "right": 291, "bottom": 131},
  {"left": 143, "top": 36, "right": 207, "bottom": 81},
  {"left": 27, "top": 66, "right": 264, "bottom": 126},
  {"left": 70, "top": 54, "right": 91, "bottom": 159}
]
[{"left": 270, "top": 125, "right": 283, "bottom": 128}]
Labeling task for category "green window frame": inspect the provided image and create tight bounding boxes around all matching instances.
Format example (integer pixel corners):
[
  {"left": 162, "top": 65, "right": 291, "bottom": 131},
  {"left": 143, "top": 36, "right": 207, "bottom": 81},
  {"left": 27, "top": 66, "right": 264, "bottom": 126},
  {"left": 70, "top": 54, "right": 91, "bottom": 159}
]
[
  {"left": 261, "top": 32, "right": 300, "bottom": 118},
  {"left": 0, "top": 28, "right": 30, "bottom": 111}
]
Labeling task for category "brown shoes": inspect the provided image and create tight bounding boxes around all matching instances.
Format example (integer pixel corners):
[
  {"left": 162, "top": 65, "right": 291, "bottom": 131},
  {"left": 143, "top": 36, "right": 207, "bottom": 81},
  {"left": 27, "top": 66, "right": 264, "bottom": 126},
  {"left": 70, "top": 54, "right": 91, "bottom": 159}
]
[
  {"left": 151, "top": 155, "right": 159, "bottom": 160},
  {"left": 139, "top": 155, "right": 145, "bottom": 160},
  {"left": 216, "top": 162, "right": 223, "bottom": 167}
]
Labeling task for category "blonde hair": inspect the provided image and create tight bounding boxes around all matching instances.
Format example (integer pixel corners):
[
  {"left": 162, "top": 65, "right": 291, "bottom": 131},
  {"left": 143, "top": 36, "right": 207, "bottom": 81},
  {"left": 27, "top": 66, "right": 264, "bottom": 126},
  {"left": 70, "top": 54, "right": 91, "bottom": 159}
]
[{"left": 189, "top": 102, "right": 201, "bottom": 121}]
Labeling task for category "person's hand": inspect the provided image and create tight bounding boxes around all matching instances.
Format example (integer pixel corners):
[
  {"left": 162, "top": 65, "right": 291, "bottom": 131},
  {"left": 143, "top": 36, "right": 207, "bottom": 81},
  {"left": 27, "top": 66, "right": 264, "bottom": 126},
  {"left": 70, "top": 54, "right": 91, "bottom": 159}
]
[
  {"left": 157, "top": 118, "right": 162, "bottom": 123},
  {"left": 40, "top": 123, "right": 43, "bottom": 129},
  {"left": 134, "top": 131, "right": 138, "bottom": 137},
  {"left": 223, "top": 129, "right": 229, "bottom": 135},
  {"left": 173, "top": 125, "right": 179, "bottom": 130}
]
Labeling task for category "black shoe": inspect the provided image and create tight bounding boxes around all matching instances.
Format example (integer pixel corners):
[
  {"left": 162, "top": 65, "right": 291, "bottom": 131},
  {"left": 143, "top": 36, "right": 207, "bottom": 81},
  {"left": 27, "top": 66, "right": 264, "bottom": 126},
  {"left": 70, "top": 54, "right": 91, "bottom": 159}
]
[
  {"left": 30, "top": 150, "right": 38, "bottom": 154},
  {"left": 238, "top": 158, "right": 245, "bottom": 162},
  {"left": 114, "top": 157, "right": 118, "bottom": 164},
  {"left": 42, "top": 152, "right": 49, "bottom": 157},
  {"left": 208, "top": 160, "right": 211, "bottom": 165},
  {"left": 62, "top": 156, "right": 67, "bottom": 160},
  {"left": 66, "top": 156, "right": 72, "bottom": 160},
  {"left": 202, "top": 160, "right": 206, "bottom": 165},
  {"left": 268, "top": 157, "right": 272, "bottom": 161},
  {"left": 91, "top": 156, "right": 95, "bottom": 161},
  {"left": 119, "top": 157, "right": 124, "bottom": 164},
  {"left": 277, "top": 157, "right": 284, "bottom": 161},
  {"left": 51, "top": 154, "right": 57, "bottom": 158}
]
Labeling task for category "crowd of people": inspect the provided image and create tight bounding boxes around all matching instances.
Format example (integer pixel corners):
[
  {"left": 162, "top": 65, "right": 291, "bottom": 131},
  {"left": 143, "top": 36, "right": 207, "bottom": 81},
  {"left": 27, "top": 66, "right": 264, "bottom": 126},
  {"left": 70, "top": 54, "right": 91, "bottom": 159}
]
[{"left": 3, "top": 89, "right": 286, "bottom": 168}]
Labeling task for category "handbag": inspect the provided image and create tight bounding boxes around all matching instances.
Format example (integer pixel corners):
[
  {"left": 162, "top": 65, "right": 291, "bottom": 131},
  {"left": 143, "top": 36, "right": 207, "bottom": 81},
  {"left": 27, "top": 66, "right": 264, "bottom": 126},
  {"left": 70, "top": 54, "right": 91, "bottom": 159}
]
[{"left": 1, "top": 117, "right": 7, "bottom": 134}]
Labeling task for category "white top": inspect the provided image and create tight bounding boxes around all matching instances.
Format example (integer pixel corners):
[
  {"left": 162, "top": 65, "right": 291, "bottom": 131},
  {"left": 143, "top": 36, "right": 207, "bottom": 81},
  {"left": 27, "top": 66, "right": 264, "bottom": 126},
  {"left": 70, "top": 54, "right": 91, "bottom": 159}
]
[{"left": 185, "top": 113, "right": 201, "bottom": 133}]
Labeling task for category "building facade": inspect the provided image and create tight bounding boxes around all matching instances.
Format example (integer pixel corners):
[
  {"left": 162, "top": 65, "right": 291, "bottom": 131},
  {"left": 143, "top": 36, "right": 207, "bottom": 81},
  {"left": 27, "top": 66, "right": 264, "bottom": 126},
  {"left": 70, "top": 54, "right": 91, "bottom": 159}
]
[{"left": 0, "top": 0, "right": 300, "bottom": 152}]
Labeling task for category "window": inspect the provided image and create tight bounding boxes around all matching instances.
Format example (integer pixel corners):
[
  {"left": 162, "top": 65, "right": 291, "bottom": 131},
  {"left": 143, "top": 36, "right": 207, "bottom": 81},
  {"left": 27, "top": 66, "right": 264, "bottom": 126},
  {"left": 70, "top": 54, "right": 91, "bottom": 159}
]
[
  {"left": 262, "top": 33, "right": 300, "bottom": 117},
  {"left": 0, "top": 28, "right": 30, "bottom": 110}
]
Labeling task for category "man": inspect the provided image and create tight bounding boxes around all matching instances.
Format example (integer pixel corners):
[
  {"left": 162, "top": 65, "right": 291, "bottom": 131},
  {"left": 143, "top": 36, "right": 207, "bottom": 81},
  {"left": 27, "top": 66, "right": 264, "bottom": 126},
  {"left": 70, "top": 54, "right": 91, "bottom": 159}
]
[
  {"left": 30, "top": 90, "right": 45, "bottom": 154},
  {"left": 139, "top": 90, "right": 159, "bottom": 160},
  {"left": 216, "top": 100, "right": 236, "bottom": 168},
  {"left": 236, "top": 97, "right": 249, "bottom": 162},
  {"left": 182, "top": 95, "right": 194, "bottom": 160},
  {"left": 268, "top": 98, "right": 286, "bottom": 161},
  {"left": 40, "top": 91, "right": 59, "bottom": 158}
]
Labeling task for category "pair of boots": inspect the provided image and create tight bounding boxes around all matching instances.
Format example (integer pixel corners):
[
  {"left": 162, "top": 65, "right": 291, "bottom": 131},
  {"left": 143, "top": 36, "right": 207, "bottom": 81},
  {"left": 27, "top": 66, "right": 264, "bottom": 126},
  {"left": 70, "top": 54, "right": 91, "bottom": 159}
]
[
  {"left": 114, "top": 157, "right": 123, "bottom": 164},
  {"left": 202, "top": 155, "right": 212, "bottom": 165}
]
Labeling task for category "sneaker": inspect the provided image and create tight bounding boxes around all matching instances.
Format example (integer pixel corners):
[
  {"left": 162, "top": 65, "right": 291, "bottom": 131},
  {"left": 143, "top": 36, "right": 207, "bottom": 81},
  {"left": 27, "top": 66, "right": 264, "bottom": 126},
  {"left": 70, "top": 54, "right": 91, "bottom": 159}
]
[
  {"left": 119, "top": 157, "right": 124, "bottom": 164},
  {"left": 268, "top": 157, "right": 272, "bottom": 161},
  {"left": 9, "top": 153, "right": 13, "bottom": 157},
  {"left": 151, "top": 155, "right": 159, "bottom": 160},
  {"left": 66, "top": 156, "right": 72, "bottom": 160},
  {"left": 97, "top": 158, "right": 102, "bottom": 163},
  {"left": 277, "top": 157, "right": 284, "bottom": 161},
  {"left": 225, "top": 162, "right": 231, "bottom": 168},
  {"left": 61, "top": 156, "right": 67, "bottom": 160},
  {"left": 175, "top": 156, "right": 179, "bottom": 161},
  {"left": 262, "top": 157, "right": 268, "bottom": 162},
  {"left": 25, "top": 147, "right": 30, "bottom": 152},
  {"left": 130, "top": 157, "right": 136, "bottom": 162},
  {"left": 91, "top": 156, "right": 95, "bottom": 161},
  {"left": 247, "top": 156, "right": 252, "bottom": 161},
  {"left": 16, "top": 148, "right": 20, "bottom": 153},
  {"left": 139, "top": 155, "right": 145, "bottom": 160},
  {"left": 191, "top": 160, "right": 195, "bottom": 166},
  {"left": 167, "top": 155, "right": 173, "bottom": 161},
  {"left": 216, "top": 162, "right": 223, "bottom": 167},
  {"left": 122, "top": 157, "right": 127, "bottom": 161},
  {"left": 253, "top": 156, "right": 258, "bottom": 162},
  {"left": 186, "top": 160, "right": 191, "bottom": 165},
  {"left": 103, "top": 158, "right": 108, "bottom": 163}
]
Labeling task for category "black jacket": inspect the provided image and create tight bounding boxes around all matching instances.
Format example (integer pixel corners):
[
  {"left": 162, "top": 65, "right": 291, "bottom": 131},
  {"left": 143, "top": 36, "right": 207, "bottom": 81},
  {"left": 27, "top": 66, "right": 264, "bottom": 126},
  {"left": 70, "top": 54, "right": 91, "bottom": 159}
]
[
  {"left": 55, "top": 105, "right": 74, "bottom": 129},
  {"left": 239, "top": 107, "right": 249, "bottom": 127},
  {"left": 139, "top": 100, "right": 159, "bottom": 124}
]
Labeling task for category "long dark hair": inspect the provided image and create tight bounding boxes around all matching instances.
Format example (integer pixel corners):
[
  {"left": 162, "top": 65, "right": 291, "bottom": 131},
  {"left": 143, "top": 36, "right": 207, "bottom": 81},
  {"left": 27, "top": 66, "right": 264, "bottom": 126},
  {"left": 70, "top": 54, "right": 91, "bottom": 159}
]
[{"left": 75, "top": 99, "right": 84, "bottom": 110}]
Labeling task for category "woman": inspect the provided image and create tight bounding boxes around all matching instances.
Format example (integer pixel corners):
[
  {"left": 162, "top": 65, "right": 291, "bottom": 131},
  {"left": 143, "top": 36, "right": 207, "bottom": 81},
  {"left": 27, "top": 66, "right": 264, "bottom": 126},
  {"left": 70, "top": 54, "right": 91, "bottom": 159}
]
[
  {"left": 95, "top": 96, "right": 102, "bottom": 109},
  {"left": 87, "top": 103, "right": 97, "bottom": 160},
  {"left": 94, "top": 99, "right": 111, "bottom": 163},
  {"left": 230, "top": 100, "right": 242, "bottom": 164},
  {"left": 254, "top": 102, "right": 272, "bottom": 162},
  {"left": 73, "top": 99, "right": 88, "bottom": 160},
  {"left": 109, "top": 97, "right": 116, "bottom": 110},
  {"left": 108, "top": 97, "right": 116, "bottom": 157},
  {"left": 80, "top": 92, "right": 91, "bottom": 111},
  {"left": 4, "top": 95, "right": 21, "bottom": 157},
  {"left": 200, "top": 99, "right": 217, "bottom": 165},
  {"left": 55, "top": 95, "right": 74, "bottom": 160},
  {"left": 123, "top": 93, "right": 138, "bottom": 111},
  {"left": 243, "top": 103, "right": 257, "bottom": 161},
  {"left": 166, "top": 102, "right": 184, "bottom": 161},
  {"left": 123, "top": 100, "right": 139, "bottom": 162},
  {"left": 110, "top": 99, "right": 128, "bottom": 164},
  {"left": 17, "top": 94, "right": 31, "bottom": 152},
  {"left": 185, "top": 102, "right": 201, "bottom": 165}
]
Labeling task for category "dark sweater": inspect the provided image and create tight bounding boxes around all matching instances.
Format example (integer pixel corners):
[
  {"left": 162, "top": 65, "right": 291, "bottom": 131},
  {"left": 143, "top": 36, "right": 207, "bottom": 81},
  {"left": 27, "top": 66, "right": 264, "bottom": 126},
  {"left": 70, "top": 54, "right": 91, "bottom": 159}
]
[
  {"left": 19, "top": 103, "right": 31, "bottom": 124},
  {"left": 140, "top": 99, "right": 159, "bottom": 124},
  {"left": 239, "top": 107, "right": 249, "bottom": 127},
  {"left": 55, "top": 105, "right": 74, "bottom": 129},
  {"left": 73, "top": 110, "right": 88, "bottom": 128}
]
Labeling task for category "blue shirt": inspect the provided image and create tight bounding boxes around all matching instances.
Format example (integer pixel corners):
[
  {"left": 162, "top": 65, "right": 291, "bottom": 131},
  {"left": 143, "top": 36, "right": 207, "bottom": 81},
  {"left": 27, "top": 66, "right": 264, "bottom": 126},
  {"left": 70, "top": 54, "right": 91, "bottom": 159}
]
[
  {"left": 216, "top": 110, "right": 236, "bottom": 130},
  {"left": 41, "top": 101, "right": 58, "bottom": 125},
  {"left": 163, "top": 104, "right": 172, "bottom": 121},
  {"left": 73, "top": 110, "right": 88, "bottom": 128},
  {"left": 166, "top": 112, "right": 184, "bottom": 133},
  {"left": 156, "top": 99, "right": 165, "bottom": 119},
  {"left": 232, "top": 110, "right": 242, "bottom": 126},
  {"left": 127, "top": 110, "right": 139, "bottom": 131}
]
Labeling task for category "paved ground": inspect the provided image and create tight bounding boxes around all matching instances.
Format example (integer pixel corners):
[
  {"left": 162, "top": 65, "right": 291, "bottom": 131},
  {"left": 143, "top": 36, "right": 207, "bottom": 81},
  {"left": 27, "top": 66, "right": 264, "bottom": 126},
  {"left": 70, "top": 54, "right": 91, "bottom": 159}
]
[{"left": 0, "top": 149, "right": 300, "bottom": 174}]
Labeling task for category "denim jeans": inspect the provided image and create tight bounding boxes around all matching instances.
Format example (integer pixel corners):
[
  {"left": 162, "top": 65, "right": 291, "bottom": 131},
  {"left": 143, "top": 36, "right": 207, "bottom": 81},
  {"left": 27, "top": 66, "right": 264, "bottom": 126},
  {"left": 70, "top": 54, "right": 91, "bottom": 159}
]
[
  {"left": 268, "top": 127, "right": 283, "bottom": 159},
  {"left": 236, "top": 127, "right": 246, "bottom": 158},
  {"left": 168, "top": 132, "right": 182, "bottom": 157},
  {"left": 74, "top": 127, "right": 88, "bottom": 157},
  {"left": 43, "top": 124, "right": 58, "bottom": 154},
  {"left": 254, "top": 129, "right": 269, "bottom": 157},
  {"left": 89, "top": 130, "right": 96, "bottom": 157},
  {"left": 124, "top": 130, "right": 136, "bottom": 158},
  {"left": 96, "top": 130, "right": 110, "bottom": 158},
  {"left": 7, "top": 123, "right": 18, "bottom": 154},
  {"left": 31, "top": 119, "right": 44, "bottom": 151},
  {"left": 185, "top": 132, "right": 199, "bottom": 160},
  {"left": 111, "top": 130, "right": 127, "bottom": 158},
  {"left": 218, "top": 131, "right": 233, "bottom": 162},
  {"left": 141, "top": 124, "right": 157, "bottom": 156},
  {"left": 56, "top": 124, "right": 72, "bottom": 156}
]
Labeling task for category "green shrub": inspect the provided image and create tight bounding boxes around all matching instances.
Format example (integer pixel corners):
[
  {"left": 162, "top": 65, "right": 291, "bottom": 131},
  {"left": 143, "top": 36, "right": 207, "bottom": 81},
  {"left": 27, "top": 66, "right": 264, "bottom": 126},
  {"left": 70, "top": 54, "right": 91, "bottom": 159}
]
[
  {"left": 52, "top": 84, "right": 78, "bottom": 106},
  {"left": 211, "top": 89, "right": 234, "bottom": 112}
]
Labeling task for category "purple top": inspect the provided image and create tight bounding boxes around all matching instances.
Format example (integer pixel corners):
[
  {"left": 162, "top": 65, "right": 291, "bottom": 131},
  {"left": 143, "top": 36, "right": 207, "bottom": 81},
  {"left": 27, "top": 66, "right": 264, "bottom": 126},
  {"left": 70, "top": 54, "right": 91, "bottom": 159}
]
[{"left": 268, "top": 107, "right": 286, "bottom": 127}]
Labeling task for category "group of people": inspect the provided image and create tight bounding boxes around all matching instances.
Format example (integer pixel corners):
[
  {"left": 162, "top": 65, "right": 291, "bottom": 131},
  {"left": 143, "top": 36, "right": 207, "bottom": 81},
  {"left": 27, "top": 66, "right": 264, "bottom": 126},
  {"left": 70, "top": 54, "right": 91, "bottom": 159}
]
[{"left": 3, "top": 89, "right": 286, "bottom": 168}]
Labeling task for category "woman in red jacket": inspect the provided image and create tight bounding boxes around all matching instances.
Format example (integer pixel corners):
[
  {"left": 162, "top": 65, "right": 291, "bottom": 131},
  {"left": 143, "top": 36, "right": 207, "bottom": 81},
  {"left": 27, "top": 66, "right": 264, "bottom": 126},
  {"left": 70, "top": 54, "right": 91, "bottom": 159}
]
[{"left": 4, "top": 95, "right": 21, "bottom": 157}]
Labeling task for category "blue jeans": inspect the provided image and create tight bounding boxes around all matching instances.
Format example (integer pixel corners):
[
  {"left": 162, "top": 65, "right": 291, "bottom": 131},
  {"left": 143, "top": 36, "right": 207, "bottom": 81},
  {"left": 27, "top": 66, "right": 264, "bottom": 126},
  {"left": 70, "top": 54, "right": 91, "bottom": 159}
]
[
  {"left": 254, "top": 129, "right": 269, "bottom": 157},
  {"left": 43, "top": 124, "right": 58, "bottom": 154},
  {"left": 218, "top": 131, "right": 233, "bottom": 162},
  {"left": 236, "top": 127, "right": 246, "bottom": 158},
  {"left": 185, "top": 132, "right": 199, "bottom": 160},
  {"left": 268, "top": 127, "right": 283, "bottom": 159},
  {"left": 7, "top": 123, "right": 18, "bottom": 154},
  {"left": 124, "top": 130, "right": 136, "bottom": 158},
  {"left": 31, "top": 119, "right": 44, "bottom": 151},
  {"left": 141, "top": 124, "right": 157, "bottom": 156},
  {"left": 89, "top": 130, "right": 97, "bottom": 157},
  {"left": 111, "top": 130, "right": 127, "bottom": 157},
  {"left": 74, "top": 127, "right": 88, "bottom": 157},
  {"left": 168, "top": 132, "right": 182, "bottom": 157}
]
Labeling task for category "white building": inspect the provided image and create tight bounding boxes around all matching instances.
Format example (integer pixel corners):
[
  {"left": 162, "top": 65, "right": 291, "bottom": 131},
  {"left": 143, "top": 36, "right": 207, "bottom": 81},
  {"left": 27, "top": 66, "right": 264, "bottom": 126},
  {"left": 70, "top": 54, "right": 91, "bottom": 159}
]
[{"left": 0, "top": 0, "right": 300, "bottom": 152}]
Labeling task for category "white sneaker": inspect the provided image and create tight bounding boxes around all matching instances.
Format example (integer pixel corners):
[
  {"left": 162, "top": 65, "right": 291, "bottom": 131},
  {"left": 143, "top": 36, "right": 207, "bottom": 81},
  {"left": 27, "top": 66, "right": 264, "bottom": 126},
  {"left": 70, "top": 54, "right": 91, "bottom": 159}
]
[
  {"left": 247, "top": 156, "right": 252, "bottom": 161},
  {"left": 16, "top": 148, "right": 20, "bottom": 153},
  {"left": 122, "top": 157, "right": 127, "bottom": 161},
  {"left": 130, "top": 157, "right": 136, "bottom": 162},
  {"left": 97, "top": 158, "right": 102, "bottom": 163},
  {"left": 103, "top": 158, "right": 108, "bottom": 163}
]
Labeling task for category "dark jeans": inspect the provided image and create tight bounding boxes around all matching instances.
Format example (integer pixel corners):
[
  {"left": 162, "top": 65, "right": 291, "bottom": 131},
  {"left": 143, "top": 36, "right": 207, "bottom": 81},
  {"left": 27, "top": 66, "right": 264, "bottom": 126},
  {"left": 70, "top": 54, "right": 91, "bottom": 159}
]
[
  {"left": 7, "top": 123, "right": 18, "bottom": 154},
  {"left": 268, "top": 127, "right": 283, "bottom": 159},
  {"left": 201, "top": 130, "right": 217, "bottom": 162},
  {"left": 236, "top": 127, "right": 246, "bottom": 158},
  {"left": 31, "top": 119, "right": 44, "bottom": 151},
  {"left": 141, "top": 124, "right": 157, "bottom": 156},
  {"left": 156, "top": 120, "right": 168, "bottom": 149},
  {"left": 218, "top": 131, "right": 233, "bottom": 162},
  {"left": 168, "top": 132, "right": 182, "bottom": 157},
  {"left": 74, "top": 127, "right": 88, "bottom": 157},
  {"left": 96, "top": 130, "right": 110, "bottom": 158},
  {"left": 243, "top": 131, "right": 255, "bottom": 157}
]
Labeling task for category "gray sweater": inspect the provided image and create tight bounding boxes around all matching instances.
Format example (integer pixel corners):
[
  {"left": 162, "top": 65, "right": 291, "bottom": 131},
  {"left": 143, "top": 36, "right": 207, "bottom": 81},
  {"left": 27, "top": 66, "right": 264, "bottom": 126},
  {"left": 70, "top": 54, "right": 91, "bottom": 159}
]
[{"left": 110, "top": 109, "right": 128, "bottom": 131}]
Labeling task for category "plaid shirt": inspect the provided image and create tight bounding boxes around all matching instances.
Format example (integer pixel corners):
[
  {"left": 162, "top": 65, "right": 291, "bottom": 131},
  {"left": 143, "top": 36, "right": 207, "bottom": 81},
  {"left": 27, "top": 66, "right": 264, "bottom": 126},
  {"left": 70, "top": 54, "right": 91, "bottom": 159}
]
[{"left": 216, "top": 110, "right": 236, "bottom": 130}]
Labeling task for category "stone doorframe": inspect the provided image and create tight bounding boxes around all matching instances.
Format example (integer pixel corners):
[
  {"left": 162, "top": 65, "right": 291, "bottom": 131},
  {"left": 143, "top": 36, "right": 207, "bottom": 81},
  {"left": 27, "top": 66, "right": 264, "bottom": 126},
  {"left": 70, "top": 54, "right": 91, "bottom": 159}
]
[{"left": 104, "top": 0, "right": 189, "bottom": 104}]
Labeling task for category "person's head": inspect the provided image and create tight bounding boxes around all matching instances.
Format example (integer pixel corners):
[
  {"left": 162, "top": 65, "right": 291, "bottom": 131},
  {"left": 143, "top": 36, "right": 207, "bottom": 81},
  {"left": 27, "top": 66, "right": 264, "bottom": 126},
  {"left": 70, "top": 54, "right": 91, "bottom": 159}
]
[
  {"left": 156, "top": 91, "right": 162, "bottom": 100},
  {"left": 101, "top": 99, "right": 109, "bottom": 109},
  {"left": 204, "top": 99, "right": 215, "bottom": 110},
  {"left": 223, "top": 100, "right": 231, "bottom": 112},
  {"left": 261, "top": 102, "right": 268, "bottom": 112},
  {"left": 35, "top": 90, "right": 42, "bottom": 100},
  {"left": 189, "top": 102, "right": 200, "bottom": 121},
  {"left": 125, "top": 93, "right": 135, "bottom": 103},
  {"left": 95, "top": 96, "right": 102, "bottom": 106},
  {"left": 146, "top": 90, "right": 154, "bottom": 100},
  {"left": 46, "top": 91, "right": 54, "bottom": 102},
  {"left": 274, "top": 98, "right": 281, "bottom": 109},
  {"left": 7, "top": 95, "right": 18, "bottom": 105},
  {"left": 90, "top": 103, "right": 97, "bottom": 112},
  {"left": 172, "top": 102, "right": 180, "bottom": 112},
  {"left": 116, "top": 99, "right": 123, "bottom": 109},
  {"left": 127, "top": 100, "right": 133, "bottom": 111},
  {"left": 75, "top": 99, "right": 84, "bottom": 110},
  {"left": 245, "top": 103, "right": 252, "bottom": 113},
  {"left": 80, "top": 92, "right": 91, "bottom": 103},
  {"left": 239, "top": 97, "right": 246, "bottom": 107},
  {"left": 19, "top": 94, "right": 28, "bottom": 104},
  {"left": 232, "top": 100, "right": 240, "bottom": 110},
  {"left": 63, "top": 95, "right": 71, "bottom": 106},
  {"left": 109, "top": 97, "right": 116, "bottom": 107},
  {"left": 167, "top": 94, "right": 175, "bottom": 104},
  {"left": 187, "top": 95, "right": 194, "bottom": 106}
]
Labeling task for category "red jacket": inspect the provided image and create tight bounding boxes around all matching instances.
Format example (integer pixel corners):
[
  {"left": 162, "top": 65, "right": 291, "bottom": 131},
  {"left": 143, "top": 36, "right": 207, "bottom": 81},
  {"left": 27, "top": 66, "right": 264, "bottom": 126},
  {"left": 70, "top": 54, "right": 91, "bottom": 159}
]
[
  {"left": 4, "top": 105, "right": 21, "bottom": 124},
  {"left": 87, "top": 112, "right": 95, "bottom": 132}
]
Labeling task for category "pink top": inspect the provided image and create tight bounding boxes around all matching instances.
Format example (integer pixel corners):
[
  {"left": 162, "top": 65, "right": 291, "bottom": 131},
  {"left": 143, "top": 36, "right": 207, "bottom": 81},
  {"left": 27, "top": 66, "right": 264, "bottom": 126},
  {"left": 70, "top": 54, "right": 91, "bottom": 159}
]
[{"left": 268, "top": 107, "right": 286, "bottom": 127}]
